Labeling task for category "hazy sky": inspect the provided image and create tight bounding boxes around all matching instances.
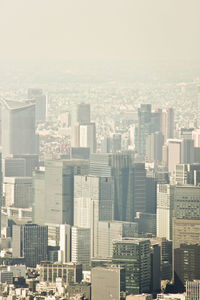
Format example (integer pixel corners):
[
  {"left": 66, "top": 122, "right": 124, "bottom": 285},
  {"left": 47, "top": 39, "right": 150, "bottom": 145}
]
[{"left": 0, "top": 0, "right": 200, "bottom": 62}]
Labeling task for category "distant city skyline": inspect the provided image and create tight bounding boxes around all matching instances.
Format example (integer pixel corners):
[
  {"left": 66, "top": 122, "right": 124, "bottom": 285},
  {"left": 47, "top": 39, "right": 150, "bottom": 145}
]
[{"left": 0, "top": 1, "right": 200, "bottom": 297}]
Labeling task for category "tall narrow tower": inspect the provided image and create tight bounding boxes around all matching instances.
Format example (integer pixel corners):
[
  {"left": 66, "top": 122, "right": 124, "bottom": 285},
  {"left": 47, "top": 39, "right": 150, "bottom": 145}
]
[
  {"left": 1, "top": 99, "right": 37, "bottom": 158},
  {"left": 162, "top": 108, "right": 174, "bottom": 142}
]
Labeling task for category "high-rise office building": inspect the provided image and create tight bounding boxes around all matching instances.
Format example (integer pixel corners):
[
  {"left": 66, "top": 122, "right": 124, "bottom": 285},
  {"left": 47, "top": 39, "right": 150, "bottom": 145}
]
[
  {"left": 71, "top": 227, "right": 91, "bottom": 270},
  {"left": 179, "top": 127, "right": 194, "bottom": 140},
  {"left": 154, "top": 237, "right": 172, "bottom": 281},
  {"left": 112, "top": 239, "right": 151, "bottom": 295},
  {"left": 3, "top": 177, "right": 32, "bottom": 208},
  {"left": 186, "top": 280, "right": 200, "bottom": 300},
  {"left": 58, "top": 224, "right": 71, "bottom": 263},
  {"left": 137, "top": 104, "right": 152, "bottom": 158},
  {"left": 79, "top": 122, "right": 96, "bottom": 153},
  {"left": 173, "top": 218, "right": 200, "bottom": 250},
  {"left": 167, "top": 139, "right": 182, "bottom": 175},
  {"left": 32, "top": 169, "right": 45, "bottom": 226},
  {"left": 174, "top": 244, "right": 200, "bottom": 290},
  {"left": 156, "top": 184, "right": 175, "bottom": 240},
  {"left": 76, "top": 103, "right": 90, "bottom": 125},
  {"left": 174, "top": 185, "right": 200, "bottom": 219},
  {"left": 173, "top": 185, "right": 200, "bottom": 290},
  {"left": 3, "top": 157, "right": 26, "bottom": 177},
  {"left": 145, "top": 176, "right": 157, "bottom": 214},
  {"left": 12, "top": 154, "right": 39, "bottom": 177},
  {"left": 101, "top": 134, "right": 122, "bottom": 153},
  {"left": 1, "top": 99, "right": 37, "bottom": 158},
  {"left": 89, "top": 153, "right": 146, "bottom": 221},
  {"left": 135, "top": 105, "right": 172, "bottom": 159},
  {"left": 46, "top": 223, "right": 60, "bottom": 247},
  {"left": 132, "top": 163, "right": 147, "bottom": 215},
  {"left": 163, "top": 138, "right": 194, "bottom": 168},
  {"left": 181, "top": 139, "right": 194, "bottom": 164},
  {"left": 70, "top": 147, "right": 90, "bottom": 160},
  {"left": 32, "top": 159, "right": 89, "bottom": 225},
  {"left": 176, "top": 163, "right": 200, "bottom": 185},
  {"left": 74, "top": 175, "right": 114, "bottom": 258},
  {"left": 192, "top": 129, "right": 200, "bottom": 147},
  {"left": 28, "top": 88, "right": 47, "bottom": 123},
  {"left": 151, "top": 109, "right": 162, "bottom": 133},
  {"left": 111, "top": 133, "right": 122, "bottom": 153},
  {"left": 161, "top": 108, "right": 174, "bottom": 142},
  {"left": 100, "top": 136, "right": 112, "bottom": 153},
  {"left": 150, "top": 242, "right": 161, "bottom": 293},
  {"left": 12, "top": 224, "right": 48, "bottom": 267},
  {"left": 135, "top": 212, "right": 156, "bottom": 236},
  {"left": 173, "top": 184, "right": 200, "bottom": 247},
  {"left": 146, "top": 131, "right": 164, "bottom": 163},
  {"left": 91, "top": 265, "right": 126, "bottom": 300},
  {"left": 74, "top": 175, "right": 114, "bottom": 228},
  {"left": 71, "top": 103, "right": 91, "bottom": 147},
  {"left": 155, "top": 170, "right": 169, "bottom": 184},
  {"left": 44, "top": 160, "right": 75, "bottom": 225},
  {"left": 96, "top": 221, "right": 138, "bottom": 258},
  {"left": 176, "top": 164, "right": 190, "bottom": 185},
  {"left": 2, "top": 154, "right": 38, "bottom": 178}
]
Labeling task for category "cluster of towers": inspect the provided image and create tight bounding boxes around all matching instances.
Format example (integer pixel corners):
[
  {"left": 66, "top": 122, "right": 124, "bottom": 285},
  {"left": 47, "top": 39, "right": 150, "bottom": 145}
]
[{"left": 0, "top": 96, "right": 200, "bottom": 298}]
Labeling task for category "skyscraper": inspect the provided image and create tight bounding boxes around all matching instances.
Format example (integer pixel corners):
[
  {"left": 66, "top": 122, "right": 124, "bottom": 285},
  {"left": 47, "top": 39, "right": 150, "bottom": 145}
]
[
  {"left": 137, "top": 104, "right": 152, "bottom": 158},
  {"left": 156, "top": 184, "right": 175, "bottom": 240},
  {"left": 96, "top": 220, "right": 138, "bottom": 258},
  {"left": 89, "top": 153, "right": 146, "bottom": 221},
  {"left": 74, "top": 175, "right": 114, "bottom": 258},
  {"left": 174, "top": 244, "right": 200, "bottom": 290},
  {"left": 173, "top": 185, "right": 200, "bottom": 290},
  {"left": 150, "top": 242, "right": 161, "bottom": 293},
  {"left": 32, "top": 168, "right": 45, "bottom": 226},
  {"left": 71, "top": 226, "right": 91, "bottom": 270},
  {"left": 111, "top": 133, "right": 122, "bottom": 153},
  {"left": 76, "top": 103, "right": 90, "bottom": 125},
  {"left": 112, "top": 239, "right": 151, "bottom": 295},
  {"left": 71, "top": 103, "right": 91, "bottom": 147},
  {"left": 135, "top": 212, "right": 156, "bottom": 236},
  {"left": 33, "top": 159, "right": 88, "bottom": 226},
  {"left": 4, "top": 177, "right": 32, "bottom": 208},
  {"left": 181, "top": 139, "right": 194, "bottom": 164},
  {"left": 27, "top": 88, "right": 47, "bottom": 123},
  {"left": 12, "top": 224, "right": 48, "bottom": 267},
  {"left": 176, "top": 163, "right": 200, "bottom": 185},
  {"left": 58, "top": 224, "right": 71, "bottom": 263},
  {"left": 1, "top": 99, "right": 37, "bottom": 158},
  {"left": 166, "top": 139, "right": 182, "bottom": 175},
  {"left": 146, "top": 132, "right": 164, "bottom": 163},
  {"left": 2, "top": 154, "right": 39, "bottom": 179},
  {"left": 79, "top": 122, "right": 96, "bottom": 153},
  {"left": 161, "top": 108, "right": 174, "bottom": 142},
  {"left": 192, "top": 129, "right": 200, "bottom": 147},
  {"left": 174, "top": 185, "right": 200, "bottom": 220}
]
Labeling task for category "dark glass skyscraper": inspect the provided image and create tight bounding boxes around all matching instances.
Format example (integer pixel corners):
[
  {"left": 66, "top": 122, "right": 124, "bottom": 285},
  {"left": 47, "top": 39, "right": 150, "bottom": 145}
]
[
  {"left": 12, "top": 224, "right": 48, "bottom": 267},
  {"left": 89, "top": 153, "right": 146, "bottom": 221},
  {"left": 112, "top": 239, "right": 151, "bottom": 295}
]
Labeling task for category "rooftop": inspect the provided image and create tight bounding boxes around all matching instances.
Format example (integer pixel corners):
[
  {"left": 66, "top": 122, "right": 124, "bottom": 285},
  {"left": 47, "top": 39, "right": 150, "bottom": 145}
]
[{"left": 1, "top": 99, "right": 35, "bottom": 110}]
